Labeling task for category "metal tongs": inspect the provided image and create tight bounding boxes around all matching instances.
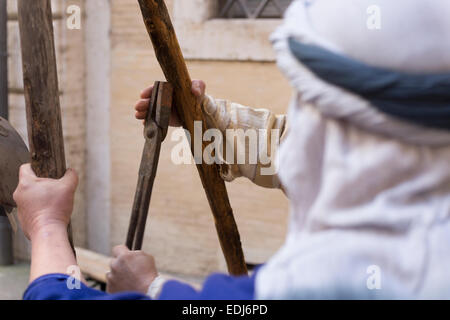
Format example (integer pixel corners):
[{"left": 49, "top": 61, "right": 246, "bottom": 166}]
[{"left": 126, "top": 81, "right": 173, "bottom": 251}]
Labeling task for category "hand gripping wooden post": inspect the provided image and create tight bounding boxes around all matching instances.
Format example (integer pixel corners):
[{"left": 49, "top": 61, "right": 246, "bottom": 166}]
[
  {"left": 17, "top": 0, "right": 75, "bottom": 253},
  {"left": 136, "top": 0, "right": 247, "bottom": 275}
]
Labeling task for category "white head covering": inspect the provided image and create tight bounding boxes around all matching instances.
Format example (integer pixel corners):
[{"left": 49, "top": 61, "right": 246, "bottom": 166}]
[
  {"left": 255, "top": 0, "right": 450, "bottom": 299},
  {"left": 270, "top": 0, "right": 450, "bottom": 146},
  {"left": 275, "top": 0, "right": 450, "bottom": 72}
]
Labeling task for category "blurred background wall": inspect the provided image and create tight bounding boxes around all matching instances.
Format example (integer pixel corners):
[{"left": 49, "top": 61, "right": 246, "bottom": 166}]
[{"left": 6, "top": 0, "right": 291, "bottom": 279}]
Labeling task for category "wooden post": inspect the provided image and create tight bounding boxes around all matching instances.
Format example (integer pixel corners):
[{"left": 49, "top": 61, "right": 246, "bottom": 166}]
[
  {"left": 17, "top": 0, "right": 75, "bottom": 252},
  {"left": 137, "top": 0, "right": 247, "bottom": 275},
  {"left": 0, "top": 0, "right": 7, "bottom": 120}
]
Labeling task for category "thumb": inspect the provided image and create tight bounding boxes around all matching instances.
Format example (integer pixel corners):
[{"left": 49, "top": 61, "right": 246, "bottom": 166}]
[
  {"left": 112, "top": 245, "right": 130, "bottom": 258},
  {"left": 19, "top": 163, "right": 37, "bottom": 180},
  {"left": 60, "top": 168, "right": 79, "bottom": 191}
]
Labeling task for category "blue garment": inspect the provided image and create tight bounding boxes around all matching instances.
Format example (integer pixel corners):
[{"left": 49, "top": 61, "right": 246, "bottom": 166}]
[
  {"left": 288, "top": 38, "right": 450, "bottom": 130},
  {"left": 23, "top": 271, "right": 257, "bottom": 300}
]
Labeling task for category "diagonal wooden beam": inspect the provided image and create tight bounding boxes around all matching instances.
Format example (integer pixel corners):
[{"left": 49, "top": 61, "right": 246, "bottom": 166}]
[{"left": 136, "top": 0, "right": 247, "bottom": 276}]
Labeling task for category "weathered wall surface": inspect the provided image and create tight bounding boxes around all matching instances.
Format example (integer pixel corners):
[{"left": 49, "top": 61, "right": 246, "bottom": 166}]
[{"left": 109, "top": 0, "right": 291, "bottom": 277}]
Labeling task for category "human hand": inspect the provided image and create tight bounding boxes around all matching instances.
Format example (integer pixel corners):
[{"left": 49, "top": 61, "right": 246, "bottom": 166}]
[
  {"left": 13, "top": 164, "right": 78, "bottom": 240},
  {"left": 106, "top": 245, "right": 159, "bottom": 294},
  {"left": 134, "top": 79, "right": 206, "bottom": 127}
]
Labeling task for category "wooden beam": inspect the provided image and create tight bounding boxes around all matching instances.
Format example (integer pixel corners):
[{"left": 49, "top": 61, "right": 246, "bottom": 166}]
[
  {"left": 76, "top": 247, "right": 111, "bottom": 284},
  {"left": 17, "top": 0, "right": 75, "bottom": 251},
  {"left": 136, "top": 0, "right": 247, "bottom": 276},
  {"left": 7, "top": 12, "right": 63, "bottom": 21},
  {"left": 8, "top": 87, "right": 63, "bottom": 95}
]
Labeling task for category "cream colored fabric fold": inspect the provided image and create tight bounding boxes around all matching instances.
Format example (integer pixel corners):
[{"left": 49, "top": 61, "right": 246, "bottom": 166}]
[{"left": 200, "top": 94, "right": 287, "bottom": 189}]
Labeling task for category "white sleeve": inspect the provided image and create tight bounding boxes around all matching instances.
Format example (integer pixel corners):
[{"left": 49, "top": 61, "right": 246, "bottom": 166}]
[
  {"left": 146, "top": 275, "right": 167, "bottom": 299},
  {"left": 201, "top": 95, "right": 287, "bottom": 189}
]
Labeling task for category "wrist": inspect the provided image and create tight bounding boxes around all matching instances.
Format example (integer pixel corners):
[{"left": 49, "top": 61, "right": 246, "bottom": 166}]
[{"left": 30, "top": 221, "right": 68, "bottom": 242}]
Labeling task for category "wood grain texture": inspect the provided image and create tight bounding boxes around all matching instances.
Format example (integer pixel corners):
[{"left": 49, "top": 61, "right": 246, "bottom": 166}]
[
  {"left": 137, "top": 0, "right": 247, "bottom": 275},
  {"left": 17, "top": 0, "right": 74, "bottom": 251}
]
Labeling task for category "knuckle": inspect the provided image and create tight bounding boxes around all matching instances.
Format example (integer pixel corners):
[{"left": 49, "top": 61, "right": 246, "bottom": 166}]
[
  {"left": 122, "top": 252, "right": 133, "bottom": 261},
  {"left": 110, "top": 259, "right": 120, "bottom": 271},
  {"left": 12, "top": 189, "right": 19, "bottom": 201},
  {"left": 18, "top": 164, "right": 27, "bottom": 174},
  {"left": 106, "top": 272, "right": 113, "bottom": 282}
]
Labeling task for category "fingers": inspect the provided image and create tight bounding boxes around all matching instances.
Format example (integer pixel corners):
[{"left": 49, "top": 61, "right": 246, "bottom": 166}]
[
  {"left": 165, "top": 79, "right": 205, "bottom": 127},
  {"left": 135, "top": 84, "right": 152, "bottom": 120},
  {"left": 105, "top": 271, "right": 115, "bottom": 294},
  {"left": 112, "top": 244, "right": 130, "bottom": 258},
  {"left": 135, "top": 99, "right": 150, "bottom": 120},
  {"left": 135, "top": 111, "right": 147, "bottom": 120},
  {"left": 142, "top": 80, "right": 205, "bottom": 99},
  {"left": 140, "top": 85, "right": 153, "bottom": 99},
  {"left": 135, "top": 99, "right": 150, "bottom": 112},
  {"left": 191, "top": 80, "right": 206, "bottom": 98},
  {"left": 106, "top": 270, "right": 113, "bottom": 282},
  {"left": 136, "top": 80, "right": 205, "bottom": 124}
]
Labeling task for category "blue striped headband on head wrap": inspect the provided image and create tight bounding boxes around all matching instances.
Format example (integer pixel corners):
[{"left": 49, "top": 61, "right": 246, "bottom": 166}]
[{"left": 288, "top": 38, "right": 450, "bottom": 131}]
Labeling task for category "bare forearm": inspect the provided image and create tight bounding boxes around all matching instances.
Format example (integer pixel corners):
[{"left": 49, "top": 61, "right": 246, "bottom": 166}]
[{"left": 29, "top": 224, "right": 78, "bottom": 283}]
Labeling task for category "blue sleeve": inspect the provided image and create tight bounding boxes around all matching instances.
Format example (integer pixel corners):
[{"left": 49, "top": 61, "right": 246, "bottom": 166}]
[
  {"left": 23, "top": 270, "right": 257, "bottom": 300},
  {"left": 23, "top": 274, "right": 149, "bottom": 300},
  {"left": 158, "top": 270, "right": 257, "bottom": 300}
]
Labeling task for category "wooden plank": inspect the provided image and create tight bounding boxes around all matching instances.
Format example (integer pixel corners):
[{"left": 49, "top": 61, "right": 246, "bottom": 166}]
[
  {"left": 137, "top": 0, "right": 247, "bottom": 276},
  {"left": 7, "top": 12, "right": 63, "bottom": 21},
  {"left": 17, "top": 0, "right": 74, "bottom": 250},
  {"left": 76, "top": 247, "right": 111, "bottom": 283}
]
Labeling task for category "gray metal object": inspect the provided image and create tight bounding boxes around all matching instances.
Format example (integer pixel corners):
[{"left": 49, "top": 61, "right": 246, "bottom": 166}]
[
  {"left": 0, "top": 0, "right": 12, "bottom": 266},
  {"left": 126, "top": 81, "right": 172, "bottom": 251},
  {"left": 0, "top": 215, "right": 13, "bottom": 265},
  {"left": 0, "top": 117, "right": 30, "bottom": 210}
]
